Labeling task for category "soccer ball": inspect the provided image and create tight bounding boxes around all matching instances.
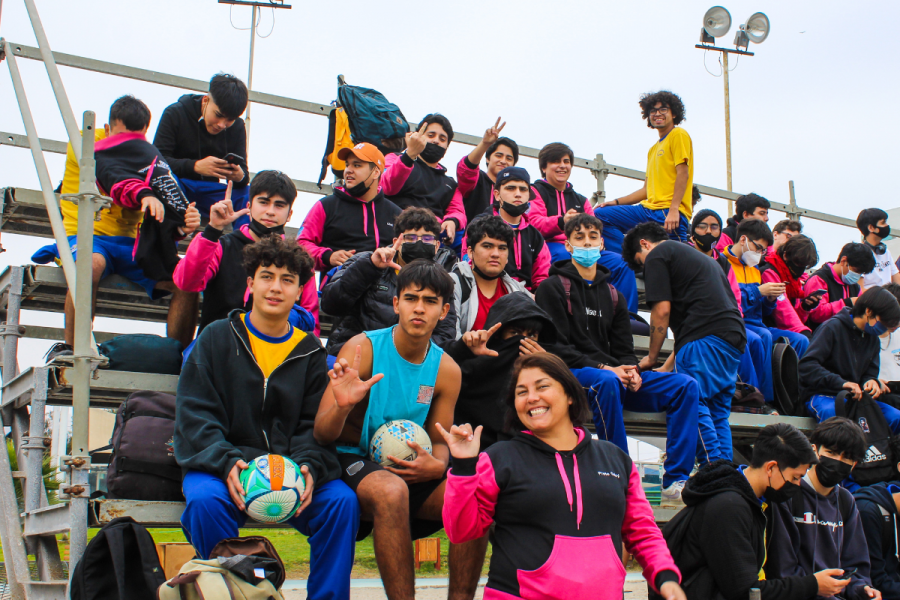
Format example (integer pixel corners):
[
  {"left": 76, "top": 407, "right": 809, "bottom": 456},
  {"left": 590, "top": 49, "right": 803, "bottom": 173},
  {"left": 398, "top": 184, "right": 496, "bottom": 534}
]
[
  {"left": 240, "top": 455, "right": 305, "bottom": 523},
  {"left": 369, "top": 420, "right": 433, "bottom": 467}
]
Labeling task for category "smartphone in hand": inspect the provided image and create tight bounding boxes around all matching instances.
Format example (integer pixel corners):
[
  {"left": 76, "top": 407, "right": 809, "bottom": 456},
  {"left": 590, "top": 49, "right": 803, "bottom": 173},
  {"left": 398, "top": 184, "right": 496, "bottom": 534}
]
[{"left": 223, "top": 153, "right": 244, "bottom": 165}]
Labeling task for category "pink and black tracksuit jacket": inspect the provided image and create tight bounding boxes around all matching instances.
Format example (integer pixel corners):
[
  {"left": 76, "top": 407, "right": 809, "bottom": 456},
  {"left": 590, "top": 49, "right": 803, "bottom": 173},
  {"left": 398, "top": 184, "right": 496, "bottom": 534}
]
[
  {"left": 528, "top": 180, "right": 593, "bottom": 244},
  {"left": 381, "top": 152, "right": 467, "bottom": 230},
  {"left": 804, "top": 262, "right": 859, "bottom": 330},
  {"left": 444, "top": 428, "right": 680, "bottom": 600},
  {"left": 297, "top": 187, "right": 401, "bottom": 273},
  {"left": 455, "top": 155, "right": 496, "bottom": 225}
]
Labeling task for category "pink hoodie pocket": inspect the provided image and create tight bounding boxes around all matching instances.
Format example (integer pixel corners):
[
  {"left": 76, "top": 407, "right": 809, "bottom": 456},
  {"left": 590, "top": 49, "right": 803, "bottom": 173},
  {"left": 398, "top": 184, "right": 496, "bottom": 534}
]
[{"left": 516, "top": 534, "right": 625, "bottom": 600}]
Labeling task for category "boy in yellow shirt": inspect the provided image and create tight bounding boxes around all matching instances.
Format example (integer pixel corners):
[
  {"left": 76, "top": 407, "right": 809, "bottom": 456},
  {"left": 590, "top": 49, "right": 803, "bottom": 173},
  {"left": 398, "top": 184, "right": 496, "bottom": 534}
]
[{"left": 595, "top": 90, "right": 693, "bottom": 254}]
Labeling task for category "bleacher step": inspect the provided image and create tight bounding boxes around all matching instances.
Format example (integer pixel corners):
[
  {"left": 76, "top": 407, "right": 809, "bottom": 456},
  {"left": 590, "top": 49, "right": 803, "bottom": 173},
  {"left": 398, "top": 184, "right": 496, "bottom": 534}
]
[
  {"left": 27, "top": 581, "right": 69, "bottom": 600},
  {"left": 24, "top": 504, "right": 71, "bottom": 537}
]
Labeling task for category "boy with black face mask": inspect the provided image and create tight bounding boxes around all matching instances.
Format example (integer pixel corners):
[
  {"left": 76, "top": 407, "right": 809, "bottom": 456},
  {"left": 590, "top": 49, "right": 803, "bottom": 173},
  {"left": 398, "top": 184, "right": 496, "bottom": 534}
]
[
  {"left": 299, "top": 143, "right": 402, "bottom": 280},
  {"left": 174, "top": 170, "right": 320, "bottom": 336},
  {"left": 381, "top": 114, "right": 467, "bottom": 245},
  {"left": 320, "top": 207, "right": 458, "bottom": 356},
  {"left": 765, "top": 417, "right": 881, "bottom": 600},
  {"left": 654, "top": 424, "right": 831, "bottom": 600},
  {"left": 858, "top": 208, "right": 900, "bottom": 292}
]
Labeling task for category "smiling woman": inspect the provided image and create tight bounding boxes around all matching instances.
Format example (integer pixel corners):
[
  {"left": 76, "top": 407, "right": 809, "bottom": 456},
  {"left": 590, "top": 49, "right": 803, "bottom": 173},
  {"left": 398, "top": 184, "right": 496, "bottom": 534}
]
[{"left": 439, "top": 352, "right": 687, "bottom": 600}]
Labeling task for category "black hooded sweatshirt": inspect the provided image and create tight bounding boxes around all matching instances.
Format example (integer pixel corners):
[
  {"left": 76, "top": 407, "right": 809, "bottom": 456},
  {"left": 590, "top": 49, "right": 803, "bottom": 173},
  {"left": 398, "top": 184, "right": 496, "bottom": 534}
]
[
  {"left": 855, "top": 482, "right": 900, "bottom": 598},
  {"left": 445, "top": 292, "right": 557, "bottom": 448},
  {"left": 654, "top": 460, "right": 818, "bottom": 600},
  {"left": 799, "top": 308, "right": 880, "bottom": 403},
  {"left": 174, "top": 310, "right": 338, "bottom": 486},
  {"left": 153, "top": 94, "right": 250, "bottom": 187},
  {"left": 534, "top": 260, "right": 635, "bottom": 370}
]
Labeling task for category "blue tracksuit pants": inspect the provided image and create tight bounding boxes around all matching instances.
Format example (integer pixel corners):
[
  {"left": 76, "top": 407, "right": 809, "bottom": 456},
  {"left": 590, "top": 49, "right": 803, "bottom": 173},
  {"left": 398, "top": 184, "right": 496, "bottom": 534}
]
[
  {"left": 675, "top": 335, "right": 743, "bottom": 463},
  {"left": 806, "top": 394, "right": 900, "bottom": 434},
  {"left": 742, "top": 328, "right": 772, "bottom": 402},
  {"left": 594, "top": 204, "right": 689, "bottom": 255},
  {"left": 546, "top": 244, "right": 639, "bottom": 313},
  {"left": 181, "top": 471, "right": 359, "bottom": 600},
  {"left": 574, "top": 367, "right": 701, "bottom": 487}
]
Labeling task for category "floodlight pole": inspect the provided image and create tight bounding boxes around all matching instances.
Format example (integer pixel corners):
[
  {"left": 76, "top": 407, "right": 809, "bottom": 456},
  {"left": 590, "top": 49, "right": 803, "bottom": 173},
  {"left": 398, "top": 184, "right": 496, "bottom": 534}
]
[{"left": 246, "top": 4, "right": 258, "bottom": 147}]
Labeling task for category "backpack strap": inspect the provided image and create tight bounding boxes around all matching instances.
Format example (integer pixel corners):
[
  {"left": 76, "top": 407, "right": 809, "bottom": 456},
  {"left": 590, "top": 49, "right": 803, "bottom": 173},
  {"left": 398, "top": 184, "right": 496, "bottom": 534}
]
[
  {"left": 458, "top": 274, "right": 473, "bottom": 305},
  {"left": 128, "top": 522, "right": 168, "bottom": 593},
  {"left": 834, "top": 390, "right": 851, "bottom": 418},
  {"left": 560, "top": 276, "right": 573, "bottom": 315},
  {"left": 103, "top": 524, "right": 132, "bottom": 600},
  {"left": 608, "top": 283, "right": 618, "bottom": 311}
]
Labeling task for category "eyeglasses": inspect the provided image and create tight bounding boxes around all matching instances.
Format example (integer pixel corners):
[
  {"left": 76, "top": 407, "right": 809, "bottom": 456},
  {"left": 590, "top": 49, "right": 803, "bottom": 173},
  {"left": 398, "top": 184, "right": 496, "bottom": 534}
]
[
  {"left": 402, "top": 234, "right": 437, "bottom": 244},
  {"left": 694, "top": 223, "right": 720, "bottom": 233},
  {"left": 649, "top": 106, "right": 670, "bottom": 115}
]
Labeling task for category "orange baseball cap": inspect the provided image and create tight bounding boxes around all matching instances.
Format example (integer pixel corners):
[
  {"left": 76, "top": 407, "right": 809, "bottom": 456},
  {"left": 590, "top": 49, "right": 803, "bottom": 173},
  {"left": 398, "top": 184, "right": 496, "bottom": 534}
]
[{"left": 337, "top": 143, "right": 385, "bottom": 171}]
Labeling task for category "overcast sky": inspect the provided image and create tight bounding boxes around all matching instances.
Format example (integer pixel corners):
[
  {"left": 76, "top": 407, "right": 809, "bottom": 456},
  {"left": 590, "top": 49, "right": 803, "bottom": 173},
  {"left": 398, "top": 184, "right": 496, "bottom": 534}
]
[{"left": 1, "top": 0, "right": 898, "bottom": 374}]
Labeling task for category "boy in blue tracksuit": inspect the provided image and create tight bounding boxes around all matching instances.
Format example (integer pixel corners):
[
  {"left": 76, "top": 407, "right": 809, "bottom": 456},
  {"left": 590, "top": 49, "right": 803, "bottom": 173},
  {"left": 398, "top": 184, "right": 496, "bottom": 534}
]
[
  {"left": 175, "top": 236, "right": 358, "bottom": 600},
  {"left": 722, "top": 218, "right": 810, "bottom": 362},
  {"left": 623, "top": 222, "right": 746, "bottom": 464},
  {"left": 535, "top": 214, "right": 702, "bottom": 504}
]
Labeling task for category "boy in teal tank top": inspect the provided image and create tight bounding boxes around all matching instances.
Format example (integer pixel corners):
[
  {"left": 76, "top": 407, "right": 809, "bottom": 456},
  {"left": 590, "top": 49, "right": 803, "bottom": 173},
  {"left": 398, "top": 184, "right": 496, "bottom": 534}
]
[{"left": 315, "top": 260, "right": 488, "bottom": 600}]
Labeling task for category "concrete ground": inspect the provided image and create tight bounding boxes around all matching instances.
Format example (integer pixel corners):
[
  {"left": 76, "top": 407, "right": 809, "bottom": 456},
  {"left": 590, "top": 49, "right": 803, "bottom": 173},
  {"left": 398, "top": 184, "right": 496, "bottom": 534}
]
[{"left": 282, "top": 579, "right": 649, "bottom": 599}]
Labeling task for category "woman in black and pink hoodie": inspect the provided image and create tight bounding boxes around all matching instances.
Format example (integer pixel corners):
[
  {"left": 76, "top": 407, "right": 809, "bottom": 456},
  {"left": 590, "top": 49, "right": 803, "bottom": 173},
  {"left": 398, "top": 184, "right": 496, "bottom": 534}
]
[{"left": 439, "top": 353, "right": 685, "bottom": 600}]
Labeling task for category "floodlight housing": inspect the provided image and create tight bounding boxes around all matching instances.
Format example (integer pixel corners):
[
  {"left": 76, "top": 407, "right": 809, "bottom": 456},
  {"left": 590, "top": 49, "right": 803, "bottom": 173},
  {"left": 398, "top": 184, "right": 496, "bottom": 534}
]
[
  {"left": 743, "top": 12, "right": 770, "bottom": 44},
  {"left": 703, "top": 6, "right": 732, "bottom": 38}
]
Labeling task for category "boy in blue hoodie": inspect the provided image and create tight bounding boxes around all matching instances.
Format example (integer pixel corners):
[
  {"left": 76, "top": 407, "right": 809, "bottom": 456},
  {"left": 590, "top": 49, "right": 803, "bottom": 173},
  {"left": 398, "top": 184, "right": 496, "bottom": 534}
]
[
  {"left": 766, "top": 417, "right": 881, "bottom": 600},
  {"left": 855, "top": 437, "right": 900, "bottom": 599}
]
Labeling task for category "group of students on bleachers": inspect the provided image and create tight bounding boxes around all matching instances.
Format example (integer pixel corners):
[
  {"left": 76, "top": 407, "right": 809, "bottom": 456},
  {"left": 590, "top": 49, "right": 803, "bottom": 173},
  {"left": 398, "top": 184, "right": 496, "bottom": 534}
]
[{"left": 33, "top": 70, "right": 900, "bottom": 599}]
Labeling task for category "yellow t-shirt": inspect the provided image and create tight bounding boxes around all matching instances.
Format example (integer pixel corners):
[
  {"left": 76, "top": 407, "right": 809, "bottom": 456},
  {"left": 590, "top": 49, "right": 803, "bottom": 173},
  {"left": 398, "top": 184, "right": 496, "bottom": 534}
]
[
  {"left": 641, "top": 127, "right": 694, "bottom": 220},
  {"left": 60, "top": 129, "right": 144, "bottom": 238},
  {"left": 241, "top": 313, "right": 306, "bottom": 379}
]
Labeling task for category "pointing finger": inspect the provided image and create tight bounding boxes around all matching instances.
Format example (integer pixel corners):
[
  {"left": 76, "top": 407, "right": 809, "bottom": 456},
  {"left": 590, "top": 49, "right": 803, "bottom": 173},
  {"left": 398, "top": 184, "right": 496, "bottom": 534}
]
[
  {"left": 387, "top": 259, "right": 402, "bottom": 271},
  {"left": 364, "top": 372, "right": 385, "bottom": 389},
  {"left": 485, "top": 322, "right": 503, "bottom": 339},
  {"left": 497, "top": 121, "right": 506, "bottom": 132},
  {"left": 418, "top": 122, "right": 428, "bottom": 134},
  {"left": 224, "top": 180, "right": 233, "bottom": 202}
]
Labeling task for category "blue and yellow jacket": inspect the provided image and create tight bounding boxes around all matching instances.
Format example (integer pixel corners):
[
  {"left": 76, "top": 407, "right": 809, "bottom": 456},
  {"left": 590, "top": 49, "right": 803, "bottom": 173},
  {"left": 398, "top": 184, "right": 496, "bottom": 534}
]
[{"left": 723, "top": 246, "right": 775, "bottom": 327}]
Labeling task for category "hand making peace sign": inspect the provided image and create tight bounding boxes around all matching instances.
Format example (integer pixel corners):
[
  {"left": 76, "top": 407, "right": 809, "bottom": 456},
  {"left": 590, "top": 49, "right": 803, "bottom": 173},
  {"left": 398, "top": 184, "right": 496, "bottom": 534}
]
[{"left": 481, "top": 117, "right": 506, "bottom": 147}]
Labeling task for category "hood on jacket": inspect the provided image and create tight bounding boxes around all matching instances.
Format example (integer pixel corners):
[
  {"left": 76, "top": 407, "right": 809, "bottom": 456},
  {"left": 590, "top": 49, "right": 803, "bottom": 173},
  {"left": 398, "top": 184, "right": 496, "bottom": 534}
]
[
  {"left": 513, "top": 427, "right": 592, "bottom": 529},
  {"left": 484, "top": 291, "right": 558, "bottom": 346},
  {"left": 682, "top": 459, "right": 760, "bottom": 508},
  {"left": 855, "top": 481, "right": 900, "bottom": 515},
  {"left": 177, "top": 93, "right": 203, "bottom": 120},
  {"left": 548, "top": 259, "right": 612, "bottom": 286},
  {"left": 834, "top": 307, "right": 861, "bottom": 332}
]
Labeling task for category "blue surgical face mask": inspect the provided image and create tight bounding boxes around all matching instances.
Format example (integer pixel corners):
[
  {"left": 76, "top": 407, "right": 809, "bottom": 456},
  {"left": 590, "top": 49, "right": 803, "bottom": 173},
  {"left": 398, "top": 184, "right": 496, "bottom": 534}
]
[
  {"left": 571, "top": 245, "right": 602, "bottom": 267},
  {"left": 865, "top": 320, "right": 888, "bottom": 337},
  {"left": 842, "top": 268, "right": 861, "bottom": 286}
]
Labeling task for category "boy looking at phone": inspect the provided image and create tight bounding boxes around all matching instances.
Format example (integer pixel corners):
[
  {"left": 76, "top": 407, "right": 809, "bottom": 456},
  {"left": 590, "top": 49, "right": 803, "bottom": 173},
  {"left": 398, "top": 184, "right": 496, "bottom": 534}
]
[{"left": 154, "top": 73, "right": 251, "bottom": 226}]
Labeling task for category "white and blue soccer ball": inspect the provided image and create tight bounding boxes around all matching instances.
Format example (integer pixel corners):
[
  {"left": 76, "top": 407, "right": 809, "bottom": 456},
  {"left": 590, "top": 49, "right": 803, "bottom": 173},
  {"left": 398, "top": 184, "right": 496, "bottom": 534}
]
[
  {"left": 239, "top": 454, "right": 305, "bottom": 523},
  {"left": 369, "top": 420, "right": 432, "bottom": 467}
]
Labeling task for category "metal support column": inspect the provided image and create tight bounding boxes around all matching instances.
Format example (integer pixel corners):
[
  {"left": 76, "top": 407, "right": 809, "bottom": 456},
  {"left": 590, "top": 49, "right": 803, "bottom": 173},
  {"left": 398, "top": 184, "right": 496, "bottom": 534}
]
[
  {"left": 23, "top": 0, "right": 83, "bottom": 159},
  {"left": 590, "top": 153, "right": 609, "bottom": 208},
  {"left": 787, "top": 180, "right": 800, "bottom": 222},
  {"left": 245, "top": 4, "right": 258, "bottom": 146},
  {"left": 66, "top": 111, "right": 107, "bottom": 574},
  {"left": 1, "top": 267, "right": 23, "bottom": 383},
  {"left": 722, "top": 51, "right": 733, "bottom": 217}
]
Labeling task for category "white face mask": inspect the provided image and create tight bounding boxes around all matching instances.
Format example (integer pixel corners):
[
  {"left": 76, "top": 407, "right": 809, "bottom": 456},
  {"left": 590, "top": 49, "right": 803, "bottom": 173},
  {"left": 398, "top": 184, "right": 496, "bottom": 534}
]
[{"left": 742, "top": 240, "right": 762, "bottom": 268}]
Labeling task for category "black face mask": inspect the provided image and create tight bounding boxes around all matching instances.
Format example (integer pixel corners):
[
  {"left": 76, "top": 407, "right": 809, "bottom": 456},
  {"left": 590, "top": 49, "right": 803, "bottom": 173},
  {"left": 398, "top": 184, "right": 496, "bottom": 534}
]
[
  {"left": 693, "top": 233, "right": 718, "bottom": 253},
  {"left": 400, "top": 241, "right": 436, "bottom": 263},
  {"left": 473, "top": 264, "right": 503, "bottom": 281},
  {"left": 876, "top": 225, "right": 892, "bottom": 240},
  {"left": 815, "top": 455, "right": 853, "bottom": 488},
  {"left": 419, "top": 142, "right": 447, "bottom": 164},
  {"left": 500, "top": 200, "right": 529, "bottom": 218},
  {"left": 345, "top": 168, "right": 376, "bottom": 198},
  {"left": 764, "top": 469, "right": 801, "bottom": 504},
  {"left": 248, "top": 218, "right": 285, "bottom": 238}
]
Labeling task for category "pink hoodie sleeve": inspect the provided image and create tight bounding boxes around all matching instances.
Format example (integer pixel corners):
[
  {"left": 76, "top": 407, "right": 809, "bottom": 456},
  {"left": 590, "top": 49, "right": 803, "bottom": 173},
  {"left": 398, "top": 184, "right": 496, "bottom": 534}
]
[
  {"left": 300, "top": 276, "right": 321, "bottom": 337},
  {"left": 716, "top": 232, "right": 733, "bottom": 253},
  {"left": 297, "top": 202, "right": 331, "bottom": 271},
  {"left": 442, "top": 454, "right": 500, "bottom": 544},
  {"left": 109, "top": 179, "right": 151, "bottom": 210},
  {"left": 727, "top": 267, "right": 744, "bottom": 316},
  {"left": 530, "top": 242, "right": 552, "bottom": 291},
  {"left": 456, "top": 156, "right": 480, "bottom": 198},
  {"left": 804, "top": 273, "right": 848, "bottom": 325},
  {"left": 761, "top": 268, "right": 810, "bottom": 333},
  {"left": 380, "top": 152, "right": 413, "bottom": 196},
  {"left": 527, "top": 185, "right": 564, "bottom": 239},
  {"left": 621, "top": 463, "right": 681, "bottom": 593},
  {"left": 173, "top": 232, "right": 224, "bottom": 292},
  {"left": 442, "top": 185, "right": 467, "bottom": 231}
]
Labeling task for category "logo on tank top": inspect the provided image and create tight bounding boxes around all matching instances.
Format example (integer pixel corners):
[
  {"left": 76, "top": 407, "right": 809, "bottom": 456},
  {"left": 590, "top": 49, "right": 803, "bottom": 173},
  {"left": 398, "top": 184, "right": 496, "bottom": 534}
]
[{"left": 417, "top": 385, "right": 434, "bottom": 405}]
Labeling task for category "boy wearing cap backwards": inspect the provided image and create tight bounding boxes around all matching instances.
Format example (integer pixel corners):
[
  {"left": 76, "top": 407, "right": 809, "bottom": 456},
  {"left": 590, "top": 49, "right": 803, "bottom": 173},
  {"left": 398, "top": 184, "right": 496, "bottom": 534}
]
[
  {"left": 382, "top": 114, "right": 467, "bottom": 245},
  {"left": 174, "top": 170, "right": 320, "bottom": 336},
  {"left": 463, "top": 166, "right": 551, "bottom": 292},
  {"left": 299, "top": 143, "right": 402, "bottom": 280}
]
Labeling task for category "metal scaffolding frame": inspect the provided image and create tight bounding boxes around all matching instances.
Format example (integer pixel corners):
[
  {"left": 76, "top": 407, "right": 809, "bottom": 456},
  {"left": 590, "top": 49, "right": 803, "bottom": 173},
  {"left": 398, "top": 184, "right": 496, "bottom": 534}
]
[{"left": 0, "top": 1, "right": 850, "bottom": 597}]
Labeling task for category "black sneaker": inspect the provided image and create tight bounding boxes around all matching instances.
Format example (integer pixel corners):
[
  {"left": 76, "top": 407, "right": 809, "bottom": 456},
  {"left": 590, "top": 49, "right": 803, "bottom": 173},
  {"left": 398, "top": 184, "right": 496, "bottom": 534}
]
[{"left": 44, "top": 342, "right": 73, "bottom": 363}]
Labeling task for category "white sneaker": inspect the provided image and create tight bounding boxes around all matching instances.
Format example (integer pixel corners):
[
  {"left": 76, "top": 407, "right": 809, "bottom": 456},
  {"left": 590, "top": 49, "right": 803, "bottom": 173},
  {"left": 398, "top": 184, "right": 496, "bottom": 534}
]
[{"left": 661, "top": 480, "right": 686, "bottom": 507}]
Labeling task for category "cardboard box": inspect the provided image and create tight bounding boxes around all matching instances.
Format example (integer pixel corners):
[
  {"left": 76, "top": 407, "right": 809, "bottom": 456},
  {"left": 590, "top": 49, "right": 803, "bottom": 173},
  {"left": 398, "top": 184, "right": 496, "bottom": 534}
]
[{"left": 156, "top": 542, "right": 197, "bottom": 579}]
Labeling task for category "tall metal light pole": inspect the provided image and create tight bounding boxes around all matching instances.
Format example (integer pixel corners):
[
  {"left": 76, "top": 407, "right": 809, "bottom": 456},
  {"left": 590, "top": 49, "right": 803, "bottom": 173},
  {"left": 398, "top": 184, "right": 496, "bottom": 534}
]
[
  {"left": 697, "top": 7, "right": 770, "bottom": 216},
  {"left": 218, "top": 0, "right": 291, "bottom": 150}
]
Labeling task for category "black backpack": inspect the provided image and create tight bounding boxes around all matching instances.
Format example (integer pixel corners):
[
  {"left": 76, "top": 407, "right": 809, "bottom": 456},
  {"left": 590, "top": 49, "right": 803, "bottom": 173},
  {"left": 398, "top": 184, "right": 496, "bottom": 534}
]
[
  {"left": 98, "top": 334, "right": 183, "bottom": 375},
  {"left": 836, "top": 390, "right": 894, "bottom": 485},
  {"left": 92, "top": 391, "right": 183, "bottom": 501},
  {"left": 772, "top": 341, "right": 801, "bottom": 416},
  {"left": 70, "top": 516, "right": 166, "bottom": 600}
]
